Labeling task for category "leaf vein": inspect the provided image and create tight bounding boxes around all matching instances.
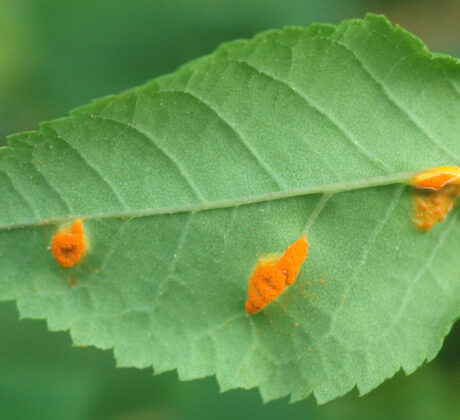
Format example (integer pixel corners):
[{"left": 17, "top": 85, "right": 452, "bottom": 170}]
[
  {"left": 47, "top": 125, "right": 129, "bottom": 210},
  {"left": 303, "top": 193, "right": 332, "bottom": 232},
  {"left": 234, "top": 57, "right": 392, "bottom": 173},
  {"left": 317, "top": 36, "right": 460, "bottom": 162},
  {"left": 11, "top": 137, "right": 75, "bottom": 214},
  {"left": 0, "top": 169, "right": 40, "bottom": 219},
  {"left": 0, "top": 172, "right": 415, "bottom": 230},
  {"left": 84, "top": 114, "right": 207, "bottom": 204},
  {"left": 318, "top": 184, "right": 406, "bottom": 345},
  {"left": 158, "top": 88, "right": 286, "bottom": 190},
  {"left": 386, "top": 211, "right": 458, "bottom": 331}
]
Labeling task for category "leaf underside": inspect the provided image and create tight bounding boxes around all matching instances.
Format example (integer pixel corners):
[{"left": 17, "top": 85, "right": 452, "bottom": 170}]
[{"left": 0, "top": 14, "right": 459, "bottom": 403}]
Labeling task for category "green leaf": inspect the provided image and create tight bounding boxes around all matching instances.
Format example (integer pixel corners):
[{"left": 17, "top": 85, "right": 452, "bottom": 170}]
[
  {"left": 1, "top": 302, "right": 459, "bottom": 419},
  {"left": 0, "top": 0, "right": 374, "bottom": 146},
  {"left": 0, "top": 14, "right": 459, "bottom": 403}
]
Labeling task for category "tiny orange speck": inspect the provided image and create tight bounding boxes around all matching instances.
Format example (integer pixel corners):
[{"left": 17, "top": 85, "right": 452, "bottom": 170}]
[{"left": 51, "top": 219, "right": 86, "bottom": 267}]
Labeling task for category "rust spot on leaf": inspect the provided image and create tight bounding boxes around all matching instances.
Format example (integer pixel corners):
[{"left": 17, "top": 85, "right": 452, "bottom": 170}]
[
  {"left": 410, "top": 166, "right": 460, "bottom": 231},
  {"left": 51, "top": 220, "right": 86, "bottom": 267},
  {"left": 245, "top": 236, "right": 309, "bottom": 314}
]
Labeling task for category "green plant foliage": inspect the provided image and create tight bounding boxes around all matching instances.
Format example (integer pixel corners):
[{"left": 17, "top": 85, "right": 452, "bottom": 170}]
[
  {"left": 0, "top": 14, "right": 459, "bottom": 403},
  {"left": 0, "top": 0, "right": 377, "bottom": 146},
  {"left": 0, "top": 303, "right": 460, "bottom": 420},
  {"left": 1, "top": 302, "right": 459, "bottom": 420}
]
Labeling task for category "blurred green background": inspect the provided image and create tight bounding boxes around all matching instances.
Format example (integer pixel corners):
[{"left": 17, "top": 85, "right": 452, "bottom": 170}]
[{"left": 0, "top": 0, "right": 459, "bottom": 418}]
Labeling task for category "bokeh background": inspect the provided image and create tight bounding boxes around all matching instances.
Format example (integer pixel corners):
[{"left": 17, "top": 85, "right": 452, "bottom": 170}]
[{"left": 0, "top": 0, "right": 459, "bottom": 418}]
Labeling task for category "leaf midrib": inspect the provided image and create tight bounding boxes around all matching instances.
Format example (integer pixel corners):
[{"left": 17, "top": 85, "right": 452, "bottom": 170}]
[{"left": 0, "top": 171, "right": 414, "bottom": 231}]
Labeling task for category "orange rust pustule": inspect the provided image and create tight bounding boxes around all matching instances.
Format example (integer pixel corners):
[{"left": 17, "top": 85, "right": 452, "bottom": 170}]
[
  {"left": 410, "top": 166, "right": 460, "bottom": 190},
  {"left": 277, "top": 236, "right": 309, "bottom": 285},
  {"left": 245, "top": 236, "right": 309, "bottom": 314},
  {"left": 245, "top": 263, "right": 286, "bottom": 314},
  {"left": 51, "top": 220, "right": 86, "bottom": 267},
  {"left": 413, "top": 189, "right": 456, "bottom": 232},
  {"left": 410, "top": 166, "right": 460, "bottom": 232}
]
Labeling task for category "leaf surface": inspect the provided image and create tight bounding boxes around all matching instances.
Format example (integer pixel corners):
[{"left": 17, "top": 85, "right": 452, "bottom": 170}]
[{"left": 0, "top": 14, "right": 459, "bottom": 403}]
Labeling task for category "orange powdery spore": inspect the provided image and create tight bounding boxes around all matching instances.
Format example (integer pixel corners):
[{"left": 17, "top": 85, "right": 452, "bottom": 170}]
[
  {"left": 410, "top": 166, "right": 460, "bottom": 190},
  {"left": 245, "top": 235, "right": 309, "bottom": 315},
  {"left": 277, "top": 235, "right": 309, "bottom": 285},
  {"left": 413, "top": 189, "right": 456, "bottom": 232},
  {"left": 410, "top": 166, "right": 460, "bottom": 232},
  {"left": 245, "top": 263, "right": 286, "bottom": 315},
  {"left": 51, "top": 219, "right": 86, "bottom": 267}
]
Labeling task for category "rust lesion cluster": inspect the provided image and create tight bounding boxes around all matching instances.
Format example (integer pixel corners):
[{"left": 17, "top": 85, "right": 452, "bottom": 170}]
[
  {"left": 245, "top": 235, "right": 309, "bottom": 314},
  {"left": 44, "top": 165, "right": 458, "bottom": 317},
  {"left": 51, "top": 219, "right": 86, "bottom": 267},
  {"left": 410, "top": 166, "right": 460, "bottom": 232},
  {"left": 243, "top": 166, "right": 460, "bottom": 314}
]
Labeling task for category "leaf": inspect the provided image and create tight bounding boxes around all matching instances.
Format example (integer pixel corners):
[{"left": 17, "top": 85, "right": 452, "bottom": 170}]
[
  {"left": 0, "top": 0, "right": 372, "bottom": 146},
  {"left": 0, "top": 14, "right": 459, "bottom": 403},
  {"left": 1, "top": 301, "right": 459, "bottom": 419}
]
